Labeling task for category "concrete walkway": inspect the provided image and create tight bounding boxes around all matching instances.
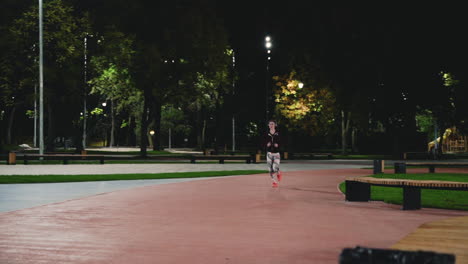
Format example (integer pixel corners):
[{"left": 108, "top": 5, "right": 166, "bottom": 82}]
[{"left": 1, "top": 166, "right": 468, "bottom": 263}]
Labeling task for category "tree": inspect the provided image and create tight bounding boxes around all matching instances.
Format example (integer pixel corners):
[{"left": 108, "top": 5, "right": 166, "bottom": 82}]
[
  {"left": 160, "top": 105, "right": 192, "bottom": 148},
  {"left": 273, "top": 70, "right": 336, "bottom": 136},
  {"left": 1, "top": 0, "right": 90, "bottom": 150},
  {"left": 88, "top": 29, "right": 140, "bottom": 147},
  {"left": 125, "top": 0, "right": 232, "bottom": 154},
  {"left": 422, "top": 71, "right": 459, "bottom": 157}
]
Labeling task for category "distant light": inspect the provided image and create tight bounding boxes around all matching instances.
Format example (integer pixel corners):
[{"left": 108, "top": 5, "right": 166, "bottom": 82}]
[
  {"left": 102, "top": 102, "right": 107, "bottom": 107},
  {"left": 149, "top": 130, "right": 155, "bottom": 136},
  {"left": 298, "top": 82, "right": 304, "bottom": 89},
  {"left": 265, "top": 42, "right": 272, "bottom": 49},
  {"left": 268, "top": 57, "right": 271, "bottom": 60},
  {"left": 267, "top": 50, "right": 271, "bottom": 54},
  {"left": 265, "top": 36, "right": 271, "bottom": 42}
]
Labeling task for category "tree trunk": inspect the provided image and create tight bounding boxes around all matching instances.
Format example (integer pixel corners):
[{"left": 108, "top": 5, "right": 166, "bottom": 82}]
[
  {"left": 214, "top": 100, "right": 223, "bottom": 154},
  {"left": 351, "top": 127, "right": 358, "bottom": 153},
  {"left": 202, "top": 119, "right": 207, "bottom": 149},
  {"left": 153, "top": 98, "right": 162, "bottom": 151},
  {"left": 6, "top": 106, "right": 16, "bottom": 145},
  {"left": 139, "top": 89, "right": 150, "bottom": 157},
  {"left": 109, "top": 99, "right": 115, "bottom": 147},
  {"left": 341, "top": 110, "right": 351, "bottom": 155},
  {"left": 127, "top": 116, "right": 137, "bottom": 146},
  {"left": 196, "top": 101, "right": 203, "bottom": 150},
  {"left": 46, "top": 101, "right": 54, "bottom": 152},
  {"left": 437, "top": 124, "right": 445, "bottom": 159}
]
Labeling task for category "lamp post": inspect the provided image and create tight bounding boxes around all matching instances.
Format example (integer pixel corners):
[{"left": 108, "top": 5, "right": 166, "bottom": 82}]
[
  {"left": 231, "top": 50, "right": 236, "bottom": 152},
  {"left": 265, "top": 36, "right": 272, "bottom": 122},
  {"left": 82, "top": 34, "right": 89, "bottom": 150},
  {"left": 38, "top": 0, "right": 44, "bottom": 155}
]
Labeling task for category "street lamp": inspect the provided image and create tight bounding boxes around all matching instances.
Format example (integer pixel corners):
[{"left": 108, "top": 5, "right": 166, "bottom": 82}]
[
  {"left": 298, "top": 82, "right": 304, "bottom": 89},
  {"left": 149, "top": 130, "right": 155, "bottom": 149},
  {"left": 38, "top": 0, "right": 44, "bottom": 155},
  {"left": 265, "top": 35, "right": 272, "bottom": 122},
  {"left": 82, "top": 34, "right": 89, "bottom": 150}
]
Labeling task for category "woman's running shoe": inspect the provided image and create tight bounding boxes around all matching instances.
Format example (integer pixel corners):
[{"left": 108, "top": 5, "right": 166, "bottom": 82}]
[
  {"left": 272, "top": 182, "right": 279, "bottom": 188},
  {"left": 277, "top": 171, "right": 282, "bottom": 182}
]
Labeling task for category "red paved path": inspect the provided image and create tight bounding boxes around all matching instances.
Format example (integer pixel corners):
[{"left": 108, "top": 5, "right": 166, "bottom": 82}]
[{"left": 1, "top": 168, "right": 468, "bottom": 263}]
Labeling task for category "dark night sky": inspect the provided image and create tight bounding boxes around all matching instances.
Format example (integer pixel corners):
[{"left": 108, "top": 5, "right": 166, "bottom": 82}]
[{"left": 219, "top": 4, "right": 468, "bottom": 86}]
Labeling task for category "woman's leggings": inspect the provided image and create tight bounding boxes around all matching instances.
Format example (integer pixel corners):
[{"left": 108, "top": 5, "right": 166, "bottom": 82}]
[{"left": 266, "top": 152, "right": 281, "bottom": 181}]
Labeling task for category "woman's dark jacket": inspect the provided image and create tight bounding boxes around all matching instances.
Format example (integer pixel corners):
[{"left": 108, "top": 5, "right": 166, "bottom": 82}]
[{"left": 262, "top": 131, "right": 281, "bottom": 153}]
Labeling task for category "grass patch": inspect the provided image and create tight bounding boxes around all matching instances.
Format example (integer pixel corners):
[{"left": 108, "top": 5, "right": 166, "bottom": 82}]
[
  {"left": 0, "top": 170, "right": 267, "bottom": 184},
  {"left": 5, "top": 159, "right": 254, "bottom": 165},
  {"left": 339, "top": 173, "right": 468, "bottom": 210}
]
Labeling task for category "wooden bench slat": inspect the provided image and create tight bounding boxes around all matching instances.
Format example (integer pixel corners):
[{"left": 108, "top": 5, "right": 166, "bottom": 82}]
[{"left": 190, "top": 154, "right": 254, "bottom": 164}]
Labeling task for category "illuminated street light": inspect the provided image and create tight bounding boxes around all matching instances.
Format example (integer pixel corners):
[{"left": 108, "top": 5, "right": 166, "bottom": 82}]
[
  {"left": 149, "top": 130, "right": 155, "bottom": 136},
  {"left": 298, "top": 82, "right": 304, "bottom": 89},
  {"left": 265, "top": 35, "right": 273, "bottom": 122}
]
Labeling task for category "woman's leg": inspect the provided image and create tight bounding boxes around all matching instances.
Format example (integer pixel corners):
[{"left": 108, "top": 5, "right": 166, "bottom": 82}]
[
  {"left": 272, "top": 153, "right": 281, "bottom": 181},
  {"left": 266, "top": 152, "right": 277, "bottom": 183}
]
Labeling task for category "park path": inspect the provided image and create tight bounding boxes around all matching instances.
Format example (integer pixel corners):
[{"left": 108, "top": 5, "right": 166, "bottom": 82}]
[{"left": 1, "top": 168, "right": 468, "bottom": 263}]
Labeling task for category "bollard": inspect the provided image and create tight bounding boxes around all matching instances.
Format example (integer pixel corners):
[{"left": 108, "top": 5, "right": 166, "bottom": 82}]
[
  {"left": 373, "top": 160, "right": 384, "bottom": 174},
  {"left": 8, "top": 152, "right": 16, "bottom": 165},
  {"left": 394, "top": 162, "right": 407, "bottom": 174},
  {"left": 81, "top": 150, "right": 87, "bottom": 159},
  {"left": 255, "top": 153, "right": 261, "bottom": 163}
]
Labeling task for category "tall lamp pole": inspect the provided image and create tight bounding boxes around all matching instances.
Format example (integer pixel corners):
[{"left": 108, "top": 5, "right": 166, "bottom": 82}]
[
  {"left": 265, "top": 36, "right": 272, "bottom": 122},
  {"left": 82, "top": 34, "right": 89, "bottom": 150},
  {"left": 38, "top": 0, "right": 44, "bottom": 155},
  {"left": 231, "top": 50, "right": 236, "bottom": 152}
]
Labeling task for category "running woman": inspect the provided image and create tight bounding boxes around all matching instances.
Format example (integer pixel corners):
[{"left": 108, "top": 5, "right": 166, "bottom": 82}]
[{"left": 263, "top": 120, "right": 282, "bottom": 187}]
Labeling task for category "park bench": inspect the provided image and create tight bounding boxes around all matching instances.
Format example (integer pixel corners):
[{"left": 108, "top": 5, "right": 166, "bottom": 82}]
[
  {"left": 22, "top": 154, "right": 105, "bottom": 165},
  {"left": 190, "top": 154, "right": 255, "bottom": 164},
  {"left": 394, "top": 161, "right": 468, "bottom": 173},
  {"left": 345, "top": 176, "right": 468, "bottom": 210},
  {"left": 289, "top": 152, "right": 333, "bottom": 159}
]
